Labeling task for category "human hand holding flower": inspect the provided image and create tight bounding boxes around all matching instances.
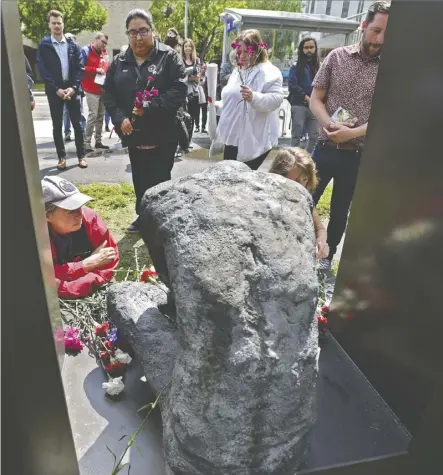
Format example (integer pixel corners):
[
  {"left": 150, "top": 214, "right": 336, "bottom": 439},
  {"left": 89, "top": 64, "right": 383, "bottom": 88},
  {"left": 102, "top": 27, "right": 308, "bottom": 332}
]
[
  {"left": 133, "top": 106, "right": 144, "bottom": 116},
  {"left": 240, "top": 85, "right": 253, "bottom": 103},
  {"left": 120, "top": 118, "right": 133, "bottom": 135}
]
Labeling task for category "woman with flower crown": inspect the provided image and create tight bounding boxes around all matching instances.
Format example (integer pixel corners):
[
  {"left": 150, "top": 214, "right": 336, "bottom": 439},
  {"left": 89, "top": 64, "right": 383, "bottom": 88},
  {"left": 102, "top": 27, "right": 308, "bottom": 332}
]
[{"left": 214, "top": 29, "right": 284, "bottom": 170}]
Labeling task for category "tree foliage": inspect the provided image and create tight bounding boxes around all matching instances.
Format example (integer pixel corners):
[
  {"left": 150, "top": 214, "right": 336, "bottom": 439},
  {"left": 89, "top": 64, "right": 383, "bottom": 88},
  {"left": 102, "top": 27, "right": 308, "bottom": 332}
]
[
  {"left": 18, "top": 0, "right": 108, "bottom": 45},
  {"left": 150, "top": 0, "right": 302, "bottom": 61}
]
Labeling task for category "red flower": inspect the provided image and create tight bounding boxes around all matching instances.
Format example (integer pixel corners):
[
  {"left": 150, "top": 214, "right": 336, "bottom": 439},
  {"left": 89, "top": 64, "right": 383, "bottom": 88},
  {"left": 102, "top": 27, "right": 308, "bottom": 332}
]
[
  {"left": 147, "top": 76, "right": 154, "bottom": 81},
  {"left": 207, "top": 96, "right": 212, "bottom": 103},
  {"left": 345, "top": 312, "right": 353, "bottom": 319},
  {"left": 104, "top": 340, "right": 114, "bottom": 350},
  {"left": 95, "top": 322, "right": 109, "bottom": 337},
  {"left": 141, "top": 270, "right": 159, "bottom": 283},
  {"left": 105, "top": 361, "right": 125, "bottom": 376},
  {"left": 317, "top": 315, "right": 328, "bottom": 324},
  {"left": 100, "top": 351, "right": 111, "bottom": 362},
  {"left": 321, "top": 305, "right": 330, "bottom": 314}
]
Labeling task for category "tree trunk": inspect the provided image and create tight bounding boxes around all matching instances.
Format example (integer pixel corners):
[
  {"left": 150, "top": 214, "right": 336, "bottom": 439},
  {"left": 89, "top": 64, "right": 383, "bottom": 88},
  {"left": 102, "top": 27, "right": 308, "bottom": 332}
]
[{"left": 199, "top": 26, "right": 218, "bottom": 62}]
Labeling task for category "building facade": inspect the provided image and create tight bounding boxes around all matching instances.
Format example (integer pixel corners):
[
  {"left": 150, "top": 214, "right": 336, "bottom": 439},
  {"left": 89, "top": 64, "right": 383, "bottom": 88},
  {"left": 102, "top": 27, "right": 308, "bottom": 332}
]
[
  {"left": 76, "top": 0, "right": 151, "bottom": 58},
  {"left": 301, "top": 0, "right": 372, "bottom": 57},
  {"left": 24, "top": 0, "right": 151, "bottom": 79}
]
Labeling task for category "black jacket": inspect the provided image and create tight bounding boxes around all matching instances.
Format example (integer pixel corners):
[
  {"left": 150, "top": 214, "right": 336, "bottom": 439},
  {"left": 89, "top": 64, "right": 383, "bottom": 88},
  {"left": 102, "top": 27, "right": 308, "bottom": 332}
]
[
  {"left": 287, "top": 62, "right": 317, "bottom": 106},
  {"left": 102, "top": 41, "right": 187, "bottom": 147},
  {"left": 36, "top": 35, "right": 84, "bottom": 96}
]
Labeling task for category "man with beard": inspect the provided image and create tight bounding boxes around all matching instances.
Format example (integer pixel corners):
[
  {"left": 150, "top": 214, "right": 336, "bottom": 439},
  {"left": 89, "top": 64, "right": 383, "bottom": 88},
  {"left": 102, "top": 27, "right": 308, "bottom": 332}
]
[
  {"left": 309, "top": 1, "right": 390, "bottom": 269},
  {"left": 288, "top": 37, "right": 320, "bottom": 153}
]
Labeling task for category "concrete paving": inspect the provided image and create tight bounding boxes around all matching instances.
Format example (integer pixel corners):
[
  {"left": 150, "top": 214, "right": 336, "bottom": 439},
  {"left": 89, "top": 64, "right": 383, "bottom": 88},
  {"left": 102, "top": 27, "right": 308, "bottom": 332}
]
[{"left": 34, "top": 94, "right": 283, "bottom": 185}]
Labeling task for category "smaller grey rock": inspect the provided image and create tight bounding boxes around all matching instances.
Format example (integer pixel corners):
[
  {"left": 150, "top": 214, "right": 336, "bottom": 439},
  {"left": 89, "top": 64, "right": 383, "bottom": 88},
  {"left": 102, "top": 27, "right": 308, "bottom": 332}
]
[{"left": 107, "top": 282, "right": 180, "bottom": 398}]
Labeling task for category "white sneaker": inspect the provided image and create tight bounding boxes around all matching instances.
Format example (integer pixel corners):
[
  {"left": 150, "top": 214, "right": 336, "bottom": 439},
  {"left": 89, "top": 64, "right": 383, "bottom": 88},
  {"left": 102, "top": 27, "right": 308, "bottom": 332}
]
[{"left": 318, "top": 258, "right": 332, "bottom": 271}]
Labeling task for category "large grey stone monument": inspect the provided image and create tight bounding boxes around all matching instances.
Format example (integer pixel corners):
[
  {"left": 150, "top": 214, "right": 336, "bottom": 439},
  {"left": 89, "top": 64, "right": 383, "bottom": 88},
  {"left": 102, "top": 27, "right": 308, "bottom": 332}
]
[{"left": 108, "top": 161, "right": 319, "bottom": 475}]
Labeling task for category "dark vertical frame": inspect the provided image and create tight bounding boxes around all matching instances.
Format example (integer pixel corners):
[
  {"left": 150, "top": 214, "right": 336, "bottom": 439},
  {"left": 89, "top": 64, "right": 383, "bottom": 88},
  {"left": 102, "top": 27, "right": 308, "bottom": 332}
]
[
  {"left": 1, "top": 2, "right": 80, "bottom": 474},
  {"left": 311, "top": 0, "right": 443, "bottom": 473}
]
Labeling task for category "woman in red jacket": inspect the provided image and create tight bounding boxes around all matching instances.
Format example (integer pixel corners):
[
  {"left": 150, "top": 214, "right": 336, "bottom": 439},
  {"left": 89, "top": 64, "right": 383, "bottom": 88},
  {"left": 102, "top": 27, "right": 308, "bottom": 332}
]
[{"left": 42, "top": 176, "right": 120, "bottom": 299}]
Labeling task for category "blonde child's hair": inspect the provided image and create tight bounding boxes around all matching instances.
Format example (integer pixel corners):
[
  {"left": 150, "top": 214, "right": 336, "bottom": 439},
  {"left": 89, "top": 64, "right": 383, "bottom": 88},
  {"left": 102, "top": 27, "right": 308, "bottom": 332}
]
[{"left": 269, "top": 147, "right": 318, "bottom": 193}]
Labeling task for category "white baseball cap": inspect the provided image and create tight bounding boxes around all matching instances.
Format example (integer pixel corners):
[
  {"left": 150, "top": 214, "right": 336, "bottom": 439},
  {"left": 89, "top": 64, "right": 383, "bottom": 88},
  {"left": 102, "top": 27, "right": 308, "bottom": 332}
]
[{"left": 42, "top": 176, "right": 93, "bottom": 210}]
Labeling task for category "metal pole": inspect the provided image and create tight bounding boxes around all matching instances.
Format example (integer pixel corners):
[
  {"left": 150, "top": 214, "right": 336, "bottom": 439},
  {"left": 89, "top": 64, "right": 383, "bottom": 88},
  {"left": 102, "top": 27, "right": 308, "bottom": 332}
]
[
  {"left": 221, "top": 21, "right": 227, "bottom": 65},
  {"left": 184, "top": 0, "right": 189, "bottom": 39}
]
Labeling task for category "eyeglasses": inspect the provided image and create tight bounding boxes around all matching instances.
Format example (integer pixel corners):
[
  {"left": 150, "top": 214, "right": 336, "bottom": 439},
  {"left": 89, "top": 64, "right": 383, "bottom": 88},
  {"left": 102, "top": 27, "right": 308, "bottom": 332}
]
[{"left": 127, "top": 28, "right": 151, "bottom": 38}]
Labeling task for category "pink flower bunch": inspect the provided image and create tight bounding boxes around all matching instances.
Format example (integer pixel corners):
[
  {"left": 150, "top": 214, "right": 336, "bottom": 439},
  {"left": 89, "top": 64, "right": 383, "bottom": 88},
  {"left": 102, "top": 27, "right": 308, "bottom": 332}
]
[
  {"left": 134, "top": 88, "right": 159, "bottom": 109},
  {"left": 64, "top": 326, "right": 84, "bottom": 351},
  {"left": 231, "top": 41, "right": 268, "bottom": 55}
]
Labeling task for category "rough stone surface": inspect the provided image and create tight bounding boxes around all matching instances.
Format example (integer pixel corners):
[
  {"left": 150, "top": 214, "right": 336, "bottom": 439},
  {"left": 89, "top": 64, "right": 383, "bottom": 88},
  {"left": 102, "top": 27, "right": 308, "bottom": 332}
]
[
  {"left": 107, "top": 282, "right": 179, "bottom": 400},
  {"left": 108, "top": 161, "right": 319, "bottom": 474},
  {"left": 134, "top": 161, "right": 320, "bottom": 475}
]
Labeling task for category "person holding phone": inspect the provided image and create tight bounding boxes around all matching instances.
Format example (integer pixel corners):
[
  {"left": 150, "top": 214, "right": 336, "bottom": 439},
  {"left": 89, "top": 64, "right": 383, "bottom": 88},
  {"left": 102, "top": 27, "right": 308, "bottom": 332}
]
[{"left": 42, "top": 176, "right": 120, "bottom": 299}]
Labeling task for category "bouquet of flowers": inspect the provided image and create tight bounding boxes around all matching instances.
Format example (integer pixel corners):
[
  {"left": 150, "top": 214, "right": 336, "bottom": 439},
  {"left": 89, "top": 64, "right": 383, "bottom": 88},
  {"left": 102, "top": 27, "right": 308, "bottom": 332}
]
[
  {"left": 132, "top": 75, "right": 159, "bottom": 122},
  {"left": 59, "top": 289, "right": 133, "bottom": 398}
]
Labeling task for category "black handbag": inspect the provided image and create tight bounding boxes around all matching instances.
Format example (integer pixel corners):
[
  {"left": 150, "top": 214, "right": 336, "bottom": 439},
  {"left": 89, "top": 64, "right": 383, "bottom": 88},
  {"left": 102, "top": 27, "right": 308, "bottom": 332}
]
[{"left": 175, "top": 107, "right": 193, "bottom": 151}]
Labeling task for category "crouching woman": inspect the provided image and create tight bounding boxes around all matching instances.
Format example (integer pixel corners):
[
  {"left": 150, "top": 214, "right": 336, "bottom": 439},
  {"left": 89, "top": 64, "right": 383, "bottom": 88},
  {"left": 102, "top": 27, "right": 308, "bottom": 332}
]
[{"left": 42, "top": 176, "right": 120, "bottom": 299}]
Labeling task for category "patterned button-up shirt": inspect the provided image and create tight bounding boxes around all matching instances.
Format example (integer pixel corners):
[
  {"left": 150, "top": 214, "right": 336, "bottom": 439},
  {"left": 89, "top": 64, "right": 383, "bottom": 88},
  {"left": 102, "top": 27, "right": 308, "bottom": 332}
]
[
  {"left": 51, "top": 35, "right": 69, "bottom": 82},
  {"left": 312, "top": 43, "right": 380, "bottom": 147}
]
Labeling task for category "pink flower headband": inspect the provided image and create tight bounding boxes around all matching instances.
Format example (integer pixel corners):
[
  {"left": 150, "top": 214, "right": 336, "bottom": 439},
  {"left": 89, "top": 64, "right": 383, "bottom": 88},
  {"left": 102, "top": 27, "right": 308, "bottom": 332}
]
[{"left": 231, "top": 41, "right": 268, "bottom": 54}]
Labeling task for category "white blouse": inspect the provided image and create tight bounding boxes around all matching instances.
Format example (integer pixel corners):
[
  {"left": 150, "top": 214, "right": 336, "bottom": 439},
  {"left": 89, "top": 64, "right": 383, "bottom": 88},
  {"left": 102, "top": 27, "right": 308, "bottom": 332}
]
[{"left": 215, "top": 61, "right": 284, "bottom": 162}]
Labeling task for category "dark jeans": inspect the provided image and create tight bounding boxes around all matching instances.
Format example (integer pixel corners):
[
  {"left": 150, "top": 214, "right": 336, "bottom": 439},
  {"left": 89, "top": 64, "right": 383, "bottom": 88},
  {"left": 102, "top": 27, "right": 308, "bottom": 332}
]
[
  {"left": 291, "top": 104, "right": 319, "bottom": 153},
  {"left": 128, "top": 142, "right": 177, "bottom": 215},
  {"left": 48, "top": 90, "right": 85, "bottom": 159},
  {"left": 224, "top": 145, "right": 270, "bottom": 171},
  {"left": 312, "top": 142, "right": 362, "bottom": 260},
  {"left": 64, "top": 99, "right": 86, "bottom": 136},
  {"left": 200, "top": 102, "right": 208, "bottom": 130},
  {"left": 187, "top": 95, "right": 200, "bottom": 130}
]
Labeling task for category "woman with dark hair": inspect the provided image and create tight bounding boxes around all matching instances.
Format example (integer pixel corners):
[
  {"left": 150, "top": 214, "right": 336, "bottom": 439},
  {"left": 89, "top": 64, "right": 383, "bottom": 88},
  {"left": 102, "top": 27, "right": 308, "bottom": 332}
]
[
  {"left": 164, "top": 27, "right": 181, "bottom": 53},
  {"left": 103, "top": 9, "right": 187, "bottom": 232},
  {"left": 215, "top": 29, "right": 283, "bottom": 170},
  {"left": 288, "top": 37, "right": 320, "bottom": 153},
  {"left": 182, "top": 39, "right": 201, "bottom": 133}
]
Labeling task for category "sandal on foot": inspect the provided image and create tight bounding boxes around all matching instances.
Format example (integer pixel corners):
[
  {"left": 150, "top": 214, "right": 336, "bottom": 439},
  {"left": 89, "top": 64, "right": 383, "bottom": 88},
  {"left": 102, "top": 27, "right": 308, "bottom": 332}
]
[
  {"left": 57, "top": 159, "right": 67, "bottom": 170},
  {"left": 78, "top": 158, "right": 88, "bottom": 168}
]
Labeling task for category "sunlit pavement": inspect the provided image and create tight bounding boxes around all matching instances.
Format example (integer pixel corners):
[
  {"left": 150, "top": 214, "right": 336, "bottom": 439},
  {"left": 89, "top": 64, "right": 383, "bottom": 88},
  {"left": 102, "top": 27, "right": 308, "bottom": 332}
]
[{"left": 33, "top": 94, "right": 278, "bottom": 185}]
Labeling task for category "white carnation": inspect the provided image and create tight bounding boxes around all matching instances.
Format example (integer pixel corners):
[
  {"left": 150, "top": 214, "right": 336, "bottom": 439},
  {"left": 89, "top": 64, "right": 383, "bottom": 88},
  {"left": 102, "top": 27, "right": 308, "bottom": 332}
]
[{"left": 102, "top": 376, "right": 125, "bottom": 396}]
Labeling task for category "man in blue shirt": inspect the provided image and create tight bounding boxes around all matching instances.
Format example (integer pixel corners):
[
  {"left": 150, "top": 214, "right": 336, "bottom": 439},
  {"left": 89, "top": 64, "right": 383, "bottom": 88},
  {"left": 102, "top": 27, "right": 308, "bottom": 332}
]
[
  {"left": 37, "top": 10, "right": 87, "bottom": 169},
  {"left": 287, "top": 37, "right": 320, "bottom": 153}
]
